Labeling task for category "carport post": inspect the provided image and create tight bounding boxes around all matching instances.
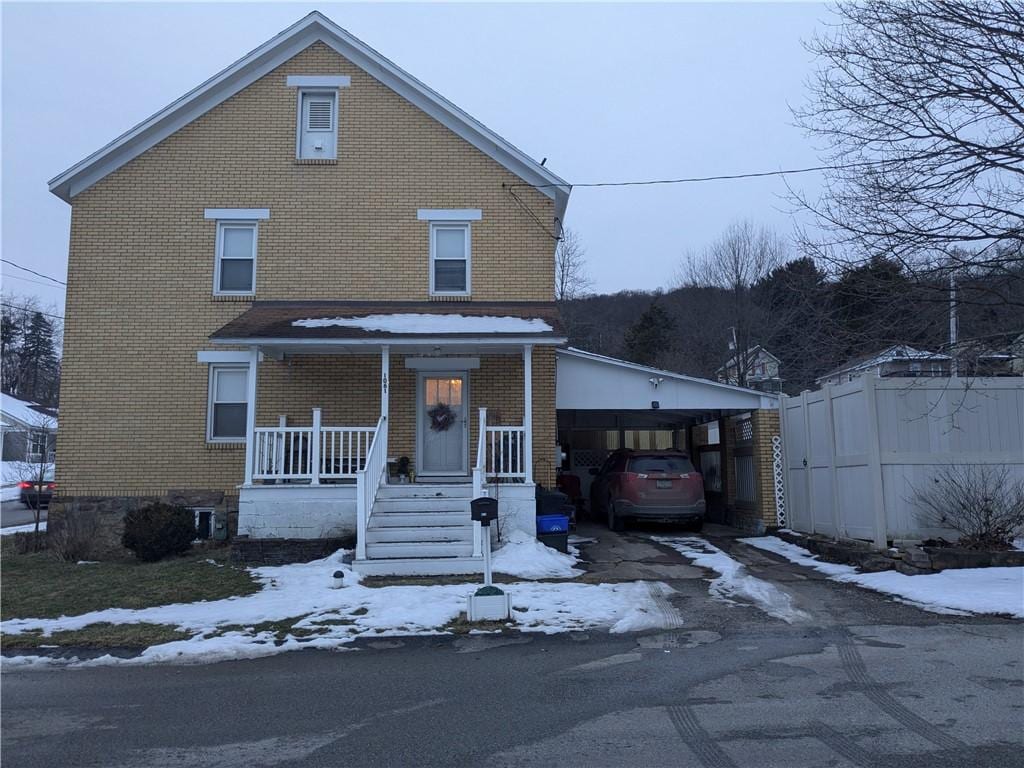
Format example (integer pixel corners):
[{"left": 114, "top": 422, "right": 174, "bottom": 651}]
[{"left": 523, "top": 344, "right": 533, "bottom": 484}]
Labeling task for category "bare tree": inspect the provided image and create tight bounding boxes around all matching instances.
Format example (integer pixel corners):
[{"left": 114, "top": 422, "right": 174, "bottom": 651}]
[
  {"left": 678, "top": 221, "right": 789, "bottom": 387},
  {"left": 914, "top": 465, "right": 1024, "bottom": 549},
  {"left": 794, "top": 1, "right": 1024, "bottom": 306},
  {"left": 8, "top": 410, "right": 56, "bottom": 545},
  {"left": 555, "top": 228, "right": 593, "bottom": 302}
]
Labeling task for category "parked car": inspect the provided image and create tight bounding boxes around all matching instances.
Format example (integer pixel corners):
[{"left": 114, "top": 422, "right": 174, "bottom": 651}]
[
  {"left": 18, "top": 478, "right": 55, "bottom": 510},
  {"left": 589, "top": 450, "right": 706, "bottom": 532}
]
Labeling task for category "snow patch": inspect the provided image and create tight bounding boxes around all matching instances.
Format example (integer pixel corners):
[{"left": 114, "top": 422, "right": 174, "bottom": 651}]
[
  {"left": 491, "top": 529, "right": 583, "bottom": 580},
  {"left": 292, "top": 314, "right": 552, "bottom": 335},
  {"left": 741, "top": 536, "right": 1024, "bottom": 618},
  {"left": 1, "top": 549, "right": 677, "bottom": 667},
  {"left": 656, "top": 536, "right": 809, "bottom": 623},
  {"left": 0, "top": 521, "right": 46, "bottom": 536}
]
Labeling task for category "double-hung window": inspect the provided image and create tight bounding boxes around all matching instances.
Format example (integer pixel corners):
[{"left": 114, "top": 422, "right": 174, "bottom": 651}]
[
  {"left": 207, "top": 365, "right": 248, "bottom": 442},
  {"left": 430, "top": 222, "right": 471, "bottom": 296},
  {"left": 215, "top": 222, "right": 258, "bottom": 295}
]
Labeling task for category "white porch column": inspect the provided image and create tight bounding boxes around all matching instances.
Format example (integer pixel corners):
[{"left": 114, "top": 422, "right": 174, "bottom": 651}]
[
  {"left": 243, "top": 346, "right": 259, "bottom": 486},
  {"left": 523, "top": 344, "right": 534, "bottom": 484},
  {"left": 381, "top": 345, "right": 390, "bottom": 421},
  {"left": 310, "top": 407, "right": 322, "bottom": 485}
]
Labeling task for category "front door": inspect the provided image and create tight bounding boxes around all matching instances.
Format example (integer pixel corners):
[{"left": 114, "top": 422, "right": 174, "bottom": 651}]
[{"left": 417, "top": 373, "right": 469, "bottom": 477}]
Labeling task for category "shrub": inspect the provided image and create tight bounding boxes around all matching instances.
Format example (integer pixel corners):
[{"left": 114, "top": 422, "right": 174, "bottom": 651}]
[
  {"left": 914, "top": 465, "right": 1024, "bottom": 549},
  {"left": 122, "top": 503, "right": 196, "bottom": 562},
  {"left": 51, "top": 508, "right": 100, "bottom": 562}
]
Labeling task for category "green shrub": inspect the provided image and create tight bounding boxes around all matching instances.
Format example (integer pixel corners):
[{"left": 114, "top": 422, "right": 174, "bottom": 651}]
[{"left": 122, "top": 503, "right": 196, "bottom": 562}]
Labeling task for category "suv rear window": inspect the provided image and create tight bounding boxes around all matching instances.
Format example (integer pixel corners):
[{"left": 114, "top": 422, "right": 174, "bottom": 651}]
[{"left": 628, "top": 455, "right": 695, "bottom": 474}]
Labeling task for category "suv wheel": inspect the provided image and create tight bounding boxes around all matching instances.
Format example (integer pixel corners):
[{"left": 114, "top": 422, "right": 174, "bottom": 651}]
[{"left": 607, "top": 501, "right": 625, "bottom": 532}]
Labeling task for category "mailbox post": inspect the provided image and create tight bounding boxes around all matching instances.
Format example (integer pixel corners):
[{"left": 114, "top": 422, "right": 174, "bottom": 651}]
[{"left": 467, "top": 496, "right": 511, "bottom": 621}]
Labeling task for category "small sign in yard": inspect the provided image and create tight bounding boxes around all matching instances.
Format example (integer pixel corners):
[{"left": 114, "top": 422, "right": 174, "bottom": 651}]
[{"left": 467, "top": 496, "right": 511, "bottom": 621}]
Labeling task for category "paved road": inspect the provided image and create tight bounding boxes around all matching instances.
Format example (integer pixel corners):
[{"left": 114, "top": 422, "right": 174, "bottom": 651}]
[
  {"left": 0, "top": 497, "right": 45, "bottom": 528},
  {"left": 2, "top": 527, "right": 1022, "bottom": 767}
]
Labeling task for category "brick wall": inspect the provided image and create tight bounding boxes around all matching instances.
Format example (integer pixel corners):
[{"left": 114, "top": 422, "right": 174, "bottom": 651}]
[
  {"left": 751, "top": 409, "right": 780, "bottom": 527},
  {"left": 58, "top": 42, "right": 559, "bottom": 497}
]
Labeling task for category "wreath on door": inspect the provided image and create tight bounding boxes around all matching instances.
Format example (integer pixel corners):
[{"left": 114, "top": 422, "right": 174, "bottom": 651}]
[{"left": 427, "top": 402, "right": 457, "bottom": 432}]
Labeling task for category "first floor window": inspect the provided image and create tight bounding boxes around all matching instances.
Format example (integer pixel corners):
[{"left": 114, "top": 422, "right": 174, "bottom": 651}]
[
  {"left": 215, "top": 221, "right": 257, "bottom": 295},
  {"left": 208, "top": 365, "right": 248, "bottom": 442},
  {"left": 28, "top": 430, "right": 49, "bottom": 458},
  {"left": 430, "top": 222, "right": 470, "bottom": 295}
]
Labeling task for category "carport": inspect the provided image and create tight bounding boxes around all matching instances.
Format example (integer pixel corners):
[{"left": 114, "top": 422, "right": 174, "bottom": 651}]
[{"left": 555, "top": 348, "right": 781, "bottom": 532}]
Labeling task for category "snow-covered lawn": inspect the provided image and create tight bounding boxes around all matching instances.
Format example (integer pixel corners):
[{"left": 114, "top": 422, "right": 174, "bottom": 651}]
[
  {"left": 1, "top": 549, "right": 676, "bottom": 668},
  {"left": 741, "top": 536, "right": 1024, "bottom": 618},
  {"left": 655, "top": 536, "right": 810, "bottom": 623},
  {"left": 0, "top": 521, "right": 46, "bottom": 536}
]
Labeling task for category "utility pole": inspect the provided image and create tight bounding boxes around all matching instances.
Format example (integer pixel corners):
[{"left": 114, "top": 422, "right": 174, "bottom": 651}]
[{"left": 949, "top": 271, "right": 958, "bottom": 377}]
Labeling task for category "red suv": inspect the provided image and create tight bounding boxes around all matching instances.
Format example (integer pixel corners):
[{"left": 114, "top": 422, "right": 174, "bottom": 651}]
[{"left": 589, "top": 450, "right": 706, "bottom": 532}]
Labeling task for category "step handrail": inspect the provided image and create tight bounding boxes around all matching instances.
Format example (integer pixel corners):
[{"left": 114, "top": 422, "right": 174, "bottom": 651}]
[{"left": 356, "top": 414, "right": 388, "bottom": 561}]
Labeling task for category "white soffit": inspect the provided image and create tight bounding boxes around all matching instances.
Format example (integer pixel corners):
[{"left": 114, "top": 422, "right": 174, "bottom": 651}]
[{"left": 47, "top": 11, "right": 570, "bottom": 221}]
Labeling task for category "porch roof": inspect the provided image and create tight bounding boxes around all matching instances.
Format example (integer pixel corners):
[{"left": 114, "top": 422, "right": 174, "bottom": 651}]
[{"left": 210, "top": 301, "right": 567, "bottom": 347}]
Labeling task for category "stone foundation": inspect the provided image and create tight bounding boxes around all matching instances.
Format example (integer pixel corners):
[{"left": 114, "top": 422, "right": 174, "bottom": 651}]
[
  {"left": 230, "top": 536, "right": 353, "bottom": 566},
  {"left": 776, "top": 530, "right": 1024, "bottom": 574}
]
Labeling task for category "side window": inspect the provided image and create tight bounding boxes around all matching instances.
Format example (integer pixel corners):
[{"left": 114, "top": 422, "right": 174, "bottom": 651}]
[
  {"left": 207, "top": 365, "right": 248, "bottom": 442},
  {"left": 298, "top": 90, "right": 337, "bottom": 159},
  {"left": 215, "top": 222, "right": 257, "bottom": 296},
  {"left": 430, "top": 222, "right": 471, "bottom": 296}
]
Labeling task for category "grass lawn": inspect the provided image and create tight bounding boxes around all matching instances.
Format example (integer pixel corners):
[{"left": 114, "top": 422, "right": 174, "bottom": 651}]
[{"left": 1, "top": 544, "right": 260, "bottom": 622}]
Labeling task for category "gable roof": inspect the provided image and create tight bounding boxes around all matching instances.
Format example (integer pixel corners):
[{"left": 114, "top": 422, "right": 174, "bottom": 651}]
[
  {"left": 47, "top": 11, "right": 570, "bottom": 222},
  {"left": 1, "top": 393, "right": 59, "bottom": 430},
  {"left": 715, "top": 345, "right": 782, "bottom": 375},
  {"left": 817, "top": 344, "right": 950, "bottom": 382}
]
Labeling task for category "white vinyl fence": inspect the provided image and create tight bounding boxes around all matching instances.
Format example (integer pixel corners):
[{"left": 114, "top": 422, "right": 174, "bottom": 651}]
[{"left": 781, "top": 377, "right": 1024, "bottom": 547}]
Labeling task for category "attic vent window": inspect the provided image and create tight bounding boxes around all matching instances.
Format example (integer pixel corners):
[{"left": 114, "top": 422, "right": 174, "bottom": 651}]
[{"left": 286, "top": 76, "right": 350, "bottom": 161}]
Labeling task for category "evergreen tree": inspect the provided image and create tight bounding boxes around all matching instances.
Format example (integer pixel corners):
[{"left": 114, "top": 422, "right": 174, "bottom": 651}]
[
  {"left": 623, "top": 302, "right": 677, "bottom": 368},
  {"left": 18, "top": 312, "right": 59, "bottom": 403}
]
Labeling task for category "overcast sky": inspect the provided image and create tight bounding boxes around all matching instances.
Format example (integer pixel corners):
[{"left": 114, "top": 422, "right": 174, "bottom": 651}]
[{"left": 1, "top": 2, "right": 828, "bottom": 314}]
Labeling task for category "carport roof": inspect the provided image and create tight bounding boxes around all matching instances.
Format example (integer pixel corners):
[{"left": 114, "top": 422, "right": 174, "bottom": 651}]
[{"left": 556, "top": 348, "right": 779, "bottom": 411}]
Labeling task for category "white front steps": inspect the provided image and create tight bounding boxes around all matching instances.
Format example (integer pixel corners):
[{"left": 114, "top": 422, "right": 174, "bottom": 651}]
[{"left": 353, "top": 482, "right": 484, "bottom": 576}]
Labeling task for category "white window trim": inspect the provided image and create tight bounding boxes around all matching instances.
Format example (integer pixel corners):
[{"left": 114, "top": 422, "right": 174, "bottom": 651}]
[
  {"left": 204, "top": 208, "right": 270, "bottom": 220},
  {"left": 286, "top": 75, "right": 351, "bottom": 88},
  {"left": 206, "top": 364, "right": 248, "bottom": 444},
  {"left": 429, "top": 221, "right": 472, "bottom": 297},
  {"left": 295, "top": 89, "right": 339, "bottom": 159},
  {"left": 417, "top": 209, "right": 482, "bottom": 221},
  {"left": 213, "top": 220, "right": 258, "bottom": 297}
]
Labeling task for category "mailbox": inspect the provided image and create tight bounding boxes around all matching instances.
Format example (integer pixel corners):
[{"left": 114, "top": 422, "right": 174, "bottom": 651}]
[{"left": 470, "top": 496, "right": 498, "bottom": 526}]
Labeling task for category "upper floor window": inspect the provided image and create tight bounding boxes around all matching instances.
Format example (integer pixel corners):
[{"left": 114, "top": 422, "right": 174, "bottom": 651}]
[
  {"left": 215, "top": 221, "right": 258, "bottom": 295},
  {"left": 418, "top": 209, "right": 481, "bottom": 297},
  {"left": 205, "top": 208, "right": 269, "bottom": 296},
  {"left": 431, "top": 223, "right": 471, "bottom": 295}
]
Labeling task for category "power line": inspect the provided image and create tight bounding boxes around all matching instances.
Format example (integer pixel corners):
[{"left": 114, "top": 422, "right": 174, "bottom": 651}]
[
  {"left": 508, "top": 160, "right": 885, "bottom": 190},
  {"left": 1, "top": 259, "right": 67, "bottom": 286},
  {"left": 3, "top": 273, "right": 67, "bottom": 291},
  {"left": 0, "top": 302, "right": 64, "bottom": 321}
]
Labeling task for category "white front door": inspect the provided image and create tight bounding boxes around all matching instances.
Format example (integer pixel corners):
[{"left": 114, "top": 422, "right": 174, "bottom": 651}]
[{"left": 417, "top": 373, "right": 469, "bottom": 477}]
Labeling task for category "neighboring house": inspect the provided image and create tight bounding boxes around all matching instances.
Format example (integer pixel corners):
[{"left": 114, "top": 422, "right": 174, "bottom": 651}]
[
  {"left": 47, "top": 12, "right": 570, "bottom": 574},
  {"left": 1, "top": 393, "right": 58, "bottom": 464},
  {"left": 716, "top": 346, "right": 783, "bottom": 394},
  {"left": 940, "top": 331, "right": 1024, "bottom": 377},
  {"left": 816, "top": 345, "right": 951, "bottom": 387}
]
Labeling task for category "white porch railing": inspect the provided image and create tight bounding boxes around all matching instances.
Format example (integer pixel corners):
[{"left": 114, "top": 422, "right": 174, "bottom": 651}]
[
  {"left": 356, "top": 415, "right": 388, "bottom": 561},
  {"left": 251, "top": 409, "right": 376, "bottom": 484},
  {"left": 486, "top": 425, "right": 527, "bottom": 480}
]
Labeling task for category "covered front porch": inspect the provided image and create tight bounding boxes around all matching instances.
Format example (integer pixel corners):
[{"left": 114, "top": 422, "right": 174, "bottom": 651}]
[{"left": 207, "top": 301, "right": 564, "bottom": 574}]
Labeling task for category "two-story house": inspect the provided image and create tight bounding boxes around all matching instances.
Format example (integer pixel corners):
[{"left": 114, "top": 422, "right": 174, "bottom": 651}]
[
  {"left": 715, "top": 346, "right": 783, "bottom": 394},
  {"left": 47, "top": 12, "right": 571, "bottom": 575}
]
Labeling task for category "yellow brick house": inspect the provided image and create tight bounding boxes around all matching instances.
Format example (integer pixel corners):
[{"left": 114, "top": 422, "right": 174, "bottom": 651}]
[{"left": 48, "top": 12, "right": 571, "bottom": 575}]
